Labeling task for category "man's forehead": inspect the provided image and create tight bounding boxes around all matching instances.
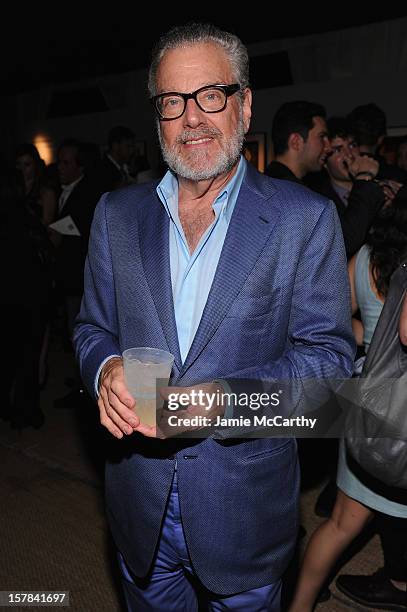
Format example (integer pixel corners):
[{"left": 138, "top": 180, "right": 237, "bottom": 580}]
[
  {"left": 330, "top": 136, "right": 347, "bottom": 145},
  {"left": 312, "top": 116, "right": 327, "bottom": 131},
  {"left": 156, "top": 42, "right": 232, "bottom": 91}
]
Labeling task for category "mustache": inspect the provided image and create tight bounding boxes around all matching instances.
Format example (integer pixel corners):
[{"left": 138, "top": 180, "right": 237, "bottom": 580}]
[{"left": 176, "top": 127, "right": 222, "bottom": 144}]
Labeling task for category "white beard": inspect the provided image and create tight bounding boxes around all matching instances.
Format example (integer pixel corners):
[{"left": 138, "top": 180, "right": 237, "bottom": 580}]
[{"left": 158, "top": 110, "right": 245, "bottom": 181}]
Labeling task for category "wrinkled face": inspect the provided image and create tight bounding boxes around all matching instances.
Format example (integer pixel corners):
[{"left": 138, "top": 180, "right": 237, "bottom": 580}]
[
  {"left": 301, "top": 116, "right": 330, "bottom": 173},
  {"left": 397, "top": 142, "right": 407, "bottom": 172},
  {"left": 16, "top": 154, "right": 36, "bottom": 184},
  {"left": 155, "top": 42, "right": 252, "bottom": 181},
  {"left": 325, "top": 136, "right": 359, "bottom": 182},
  {"left": 58, "top": 146, "right": 83, "bottom": 185}
]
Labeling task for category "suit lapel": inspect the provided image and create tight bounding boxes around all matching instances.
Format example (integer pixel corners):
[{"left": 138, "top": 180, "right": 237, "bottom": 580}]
[
  {"left": 139, "top": 193, "right": 182, "bottom": 370},
  {"left": 180, "top": 168, "right": 280, "bottom": 376}
]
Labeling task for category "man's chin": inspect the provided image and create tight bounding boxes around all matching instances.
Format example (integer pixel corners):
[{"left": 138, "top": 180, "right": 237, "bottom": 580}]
[
  {"left": 170, "top": 156, "right": 236, "bottom": 182},
  {"left": 165, "top": 152, "right": 213, "bottom": 180},
  {"left": 307, "top": 163, "right": 324, "bottom": 174},
  {"left": 177, "top": 168, "right": 220, "bottom": 181}
]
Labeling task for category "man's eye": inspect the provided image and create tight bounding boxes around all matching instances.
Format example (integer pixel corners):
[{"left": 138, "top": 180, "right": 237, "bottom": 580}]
[
  {"left": 203, "top": 91, "right": 222, "bottom": 102},
  {"left": 163, "top": 97, "right": 181, "bottom": 108}
]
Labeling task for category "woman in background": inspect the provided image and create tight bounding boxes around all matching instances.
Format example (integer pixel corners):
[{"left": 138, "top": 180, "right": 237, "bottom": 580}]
[
  {"left": 0, "top": 166, "right": 55, "bottom": 428},
  {"left": 288, "top": 192, "right": 407, "bottom": 612},
  {"left": 15, "top": 143, "right": 57, "bottom": 226},
  {"left": 15, "top": 144, "right": 57, "bottom": 387}
]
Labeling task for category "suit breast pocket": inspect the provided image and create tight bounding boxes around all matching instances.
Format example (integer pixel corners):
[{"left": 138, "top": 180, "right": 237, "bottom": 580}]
[{"left": 225, "top": 290, "right": 281, "bottom": 319}]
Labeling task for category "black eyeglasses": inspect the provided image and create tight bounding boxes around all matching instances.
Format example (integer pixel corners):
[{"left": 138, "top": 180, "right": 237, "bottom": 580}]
[{"left": 150, "top": 83, "right": 241, "bottom": 121}]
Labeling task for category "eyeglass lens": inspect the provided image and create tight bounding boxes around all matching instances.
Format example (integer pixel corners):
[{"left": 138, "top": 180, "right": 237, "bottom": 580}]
[{"left": 157, "top": 87, "right": 227, "bottom": 119}]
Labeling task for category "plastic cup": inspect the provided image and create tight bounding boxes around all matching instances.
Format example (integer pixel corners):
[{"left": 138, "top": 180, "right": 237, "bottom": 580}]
[{"left": 122, "top": 347, "right": 174, "bottom": 426}]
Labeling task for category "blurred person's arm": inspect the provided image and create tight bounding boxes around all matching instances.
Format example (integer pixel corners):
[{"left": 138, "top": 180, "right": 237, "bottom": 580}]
[
  {"left": 348, "top": 254, "right": 364, "bottom": 346},
  {"left": 351, "top": 318, "right": 364, "bottom": 346},
  {"left": 399, "top": 293, "right": 407, "bottom": 346},
  {"left": 39, "top": 186, "right": 57, "bottom": 226}
]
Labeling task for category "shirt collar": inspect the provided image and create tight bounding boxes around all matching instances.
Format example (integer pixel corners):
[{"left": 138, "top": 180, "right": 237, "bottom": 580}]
[
  {"left": 61, "top": 174, "right": 84, "bottom": 191},
  {"left": 156, "top": 155, "right": 247, "bottom": 222},
  {"left": 331, "top": 180, "right": 350, "bottom": 204},
  {"left": 107, "top": 153, "right": 121, "bottom": 172},
  {"left": 107, "top": 153, "right": 129, "bottom": 175}
]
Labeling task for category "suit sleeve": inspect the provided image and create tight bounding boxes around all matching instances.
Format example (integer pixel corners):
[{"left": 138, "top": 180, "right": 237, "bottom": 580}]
[
  {"left": 73, "top": 194, "right": 121, "bottom": 399},
  {"left": 213, "top": 201, "right": 356, "bottom": 438}
]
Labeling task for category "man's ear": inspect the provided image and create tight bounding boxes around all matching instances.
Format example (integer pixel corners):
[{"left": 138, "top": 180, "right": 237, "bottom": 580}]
[
  {"left": 288, "top": 132, "right": 304, "bottom": 152},
  {"left": 377, "top": 134, "right": 385, "bottom": 148},
  {"left": 242, "top": 88, "right": 252, "bottom": 134}
]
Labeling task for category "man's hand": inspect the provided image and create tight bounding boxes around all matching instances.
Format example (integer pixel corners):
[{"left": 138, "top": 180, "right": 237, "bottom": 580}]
[
  {"left": 377, "top": 179, "right": 402, "bottom": 208},
  {"left": 153, "top": 382, "right": 226, "bottom": 439},
  {"left": 347, "top": 154, "right": 379, "bottom": 180},
  {"left": 98, "top": 357, "right": 144, "bottom": 438},
  {"left": 98, "top": 363, "right": 226, "bottom": 440}
]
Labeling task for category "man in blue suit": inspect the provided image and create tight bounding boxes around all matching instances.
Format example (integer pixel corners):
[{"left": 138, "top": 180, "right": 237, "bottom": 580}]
[{"left": 74, "top": 23, "right": 355, "bottom": 611}]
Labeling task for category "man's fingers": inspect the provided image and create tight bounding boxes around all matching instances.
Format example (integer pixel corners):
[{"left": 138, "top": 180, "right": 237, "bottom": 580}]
[
  {"left": 109, "top": 378, "right": 135, "bottom": 409},
  {"left": 99, "top": 387, "right": 139, "bottom": 437},
  {"left": 389, "top": 180, "right": 402, "bottom": 193},
  {"left": 98, "top": 396, "right": 124, "bottom": 438},
  {"left": 132, "top": 422, "right": 157, "bottom": 437},
  {"left": 107, "top": 388, "right": 138, "bottom": 427}
]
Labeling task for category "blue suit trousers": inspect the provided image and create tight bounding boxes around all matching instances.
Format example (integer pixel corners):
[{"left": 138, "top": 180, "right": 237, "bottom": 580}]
[{"left": 118, "top": 470, "right": 281, "bottom": 611}]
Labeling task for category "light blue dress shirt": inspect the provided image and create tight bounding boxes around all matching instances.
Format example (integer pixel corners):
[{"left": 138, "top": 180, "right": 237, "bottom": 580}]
[
  {"left": 95, "top": 156, "right": 246, "bottom": 394},
  {"left": 156, "top": 156, "right": 247, "bottom": 364}
]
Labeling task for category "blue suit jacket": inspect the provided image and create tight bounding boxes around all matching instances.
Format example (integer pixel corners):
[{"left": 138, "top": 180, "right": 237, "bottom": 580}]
[{"left": 74, "top": 162, "right": 355, "bottom": 595}]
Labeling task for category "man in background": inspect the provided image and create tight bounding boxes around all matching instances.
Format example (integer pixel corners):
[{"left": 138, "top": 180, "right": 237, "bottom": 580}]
[
  {"left": 305, "top": 117, "right": 385, "bottom": 258},
  {"left": 100, "top": 125, "right": 135, "bottom": 192},
  {"left": 264, "top": 100, "right": 330, "bottom": 182},
  {"left": 52, "top": 139, "right": 101, "bottom": 408},
  {"left": 347, "top": 103, "right": 407, "bottom": 183}
]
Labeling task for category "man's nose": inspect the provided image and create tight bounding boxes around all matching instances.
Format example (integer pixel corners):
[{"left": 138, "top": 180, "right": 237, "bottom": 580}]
[
  {"left": 183, "top": 98, "right": 204, "bottom": 127},
  {"left": 343, "top": 144, "right": 354, "bottom": 159}
]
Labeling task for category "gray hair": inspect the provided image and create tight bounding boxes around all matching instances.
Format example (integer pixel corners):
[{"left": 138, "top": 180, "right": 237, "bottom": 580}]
[{"left": 148, "top": 22, "right": 249, "bottom": 97}]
